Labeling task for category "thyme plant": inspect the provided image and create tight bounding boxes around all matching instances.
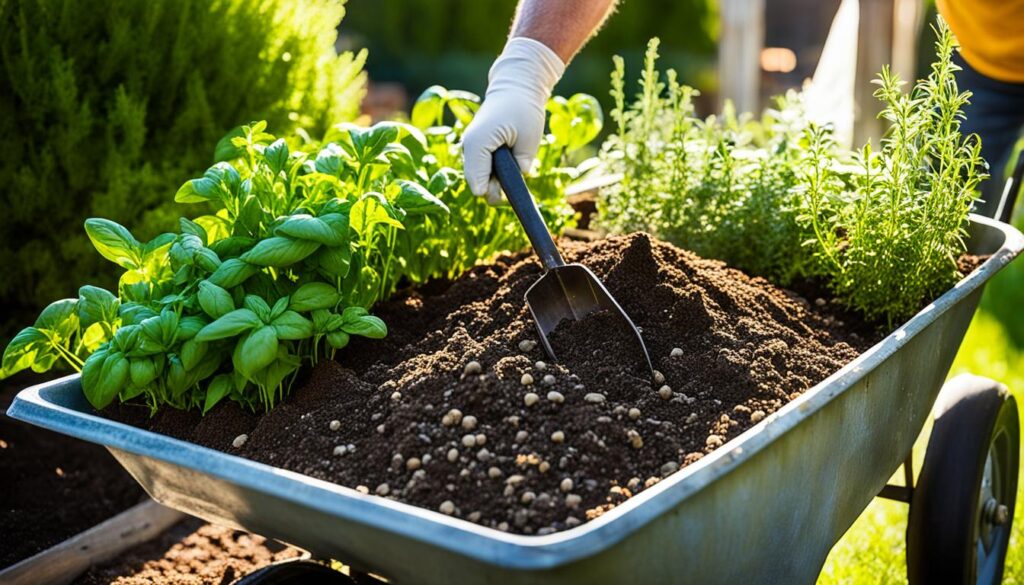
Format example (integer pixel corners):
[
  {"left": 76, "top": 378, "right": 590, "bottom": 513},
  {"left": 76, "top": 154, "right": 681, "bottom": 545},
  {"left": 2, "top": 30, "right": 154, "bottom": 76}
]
[{"left": 598, "top": 21, "right": 984, "bottom": 327}]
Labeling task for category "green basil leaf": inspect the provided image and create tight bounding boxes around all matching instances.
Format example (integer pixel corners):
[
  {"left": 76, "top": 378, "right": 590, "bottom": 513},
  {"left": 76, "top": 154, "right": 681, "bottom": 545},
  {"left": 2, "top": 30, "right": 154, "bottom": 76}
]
[
  {"left": 264, "top": 138, "right": 290, "bottom": 175},
  {"left": 243, "top": 295, "right": 272, "bottom": 321},
  {"left": 271, "top": 311, "right": 313, "bottom": 340},
  {"left": 197, "top": 281, "right": 235, "bottom": 319},
  {"left": 214, "top": 126, "right": 247, "bottom": 162},
  {"left": 177, "top": 316, "right": 209, "bottom": 341},
  {"left": 1, "top": 327, "right": 49, "bottom": 376},
  {"left": 80, "top": 348, "right": 110, "bottom": 408},
  {"left": 394, "top": 180, "right": 450, "bottom": 216},
  {"left": 84, "top": 219, "right": 141, "bottom": 269},
  {"left": 195, "top": 308, "right": 262, "bottom": 342},
  {"left": 290, "top": 282, "right": 340, "bottom": 312},
  {"left": 194, "top": 214, "right": 232, "bottom": 244},
  {"left": 203, "top": 374, "right": 234, "bottom": 414},
  {"left": 35, "top": 299, "right": 79, "bottom": 340},
  {"left": 175, "top": 162, "right": 240, "bottom": 204},
  {"left": 129, "top": 357, "right": 159, "bottom": 387},
  {"left": 326, "top": 331, "right": 350, "bottom": 349},
  {"left": 317, "top": 245, "right": 352, "bottom": 278},
  {"left": 180, "top": 338, "right": 208, "bottom": 371},
  {"left": 93, "top": 352, "right": 129, "bottom": 409},
  {"left": 179, "top": 218, "right": 208, "bottom": 244},
  {"left": 209, "top": 236, "right": 257, "bottom": 259},
  {"left": 341, "top": 314, "right": 387, "bottom": 339},
  {"left": 276, "top": 214, "right": 346, "bottom": 246},
  {"left": 446, "top": 90, "right": 481, "bottom": 125},
  {"left": 166, "top": 354, "right": 189, "bottom": 396},
  {"left": 209, "top": 258, "right": 259, "bottom": 289},
  {"left": 239, "top": 236, "right": 321, "bottom": 267},
  {"left": 411, "top": 85, "right": 448, "bottom": 129},
  {"left": 194, "top": 248, "right": 222, "bottom": 273},
  {"left": 269, "top": 297, "right": 289, "bottom": 321},
  {"left": 78, "top": 285, "right": 119, "bottom": 329},
  {"left": 350, "top": 193, "right": 404, "bottom": 237},
  {"left": 235, "top": 326, "right": 279, "bottom": 378}
]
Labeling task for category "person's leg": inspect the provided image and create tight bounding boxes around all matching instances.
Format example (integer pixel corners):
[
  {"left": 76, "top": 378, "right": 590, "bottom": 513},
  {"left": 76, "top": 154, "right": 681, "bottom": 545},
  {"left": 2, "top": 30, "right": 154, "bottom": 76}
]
[{"left": 953, "top": 52, "right": 1024, "bottom": 218}]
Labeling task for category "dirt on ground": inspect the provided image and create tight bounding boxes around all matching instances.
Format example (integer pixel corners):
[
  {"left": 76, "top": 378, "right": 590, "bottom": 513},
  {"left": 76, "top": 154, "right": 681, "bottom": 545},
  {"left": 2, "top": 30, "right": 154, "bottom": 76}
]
[
  {"left": 117, "top": 233, "right": 897, "bottom": 536},
  {"left": 0, "top": 374, "right": 145, "bottom": 568},
  {"left": 73, "top": 518, "right": 303, "bottom": 585}
]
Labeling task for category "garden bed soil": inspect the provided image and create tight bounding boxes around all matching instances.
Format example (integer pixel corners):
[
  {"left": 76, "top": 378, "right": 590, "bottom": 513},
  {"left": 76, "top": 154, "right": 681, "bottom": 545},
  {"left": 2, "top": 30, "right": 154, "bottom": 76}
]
[
  {"left": 73, "top": 518, "right": 303, "bottom": 585},
  {"left": 112, "top": 232, "right": 913, "bottom": 535},
  {"left": 1, "top": 374, "right": 145, "bottom": 568}
]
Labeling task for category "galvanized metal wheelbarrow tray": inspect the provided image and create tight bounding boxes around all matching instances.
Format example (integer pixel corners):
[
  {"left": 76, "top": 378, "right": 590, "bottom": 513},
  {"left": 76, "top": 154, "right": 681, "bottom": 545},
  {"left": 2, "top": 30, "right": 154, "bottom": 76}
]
[{"left": 8, "top": 214, "right": 1023, "bottom": 585}]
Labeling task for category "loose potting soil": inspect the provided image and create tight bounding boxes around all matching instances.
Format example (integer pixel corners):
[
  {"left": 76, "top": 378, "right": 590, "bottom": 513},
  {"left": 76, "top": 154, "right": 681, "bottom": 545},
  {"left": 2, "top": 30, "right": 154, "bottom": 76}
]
[
  {"left": 0, "top": 376, "right": 145, "bottom": 567},
  {"left": 118, "top": 233, "right": 893, "bottom": 536},
  {"left": 73, "top": 519, "right": 303, "bottom": 585}
]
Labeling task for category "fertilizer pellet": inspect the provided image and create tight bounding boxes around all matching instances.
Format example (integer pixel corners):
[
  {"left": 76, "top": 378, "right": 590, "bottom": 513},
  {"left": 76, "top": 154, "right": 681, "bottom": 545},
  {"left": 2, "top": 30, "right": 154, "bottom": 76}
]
[
  {"left": 535, "top": 361, "right": 547, "bottom": 371},
  {"left": 476, "top": 448, "right": 491, "bottom": 462},
  {"left": 376, "top": 483, "right": 390, "bottom": 496},
  {"left": 390, "top": 391, "right": 402, "bottom": 401},
  {"left": 461, "top": 434, "right": 476, "bottom": 448},
  {"left": 560, "top": 478, "right": 574, "bottom": 492},
  {"left": 488, "top": 466, "right": 502, "bottom": 479},
  {"left": 521, "top": 373, "right": 534, "bottom": 386},
  {"left": 521, "top": 491, "right": 536, "bottom": 505},
  {"left": 447, "top": 448, "right": 460, "bottom": 463},
  {"left": 547, "top": 391, "right": 565, "bottom": 404},
  {"left": 464, "top": 360, "right": 482, "bottom": 375},
  {"left": 442, "top": 409, "right": 463, "bottom": 427},
  {"left": 565, "top": 494, "right": 582, "bottom": 509},
  {"left": 627, "top": 429, "right": 644, "bottom": 449},
  {"left": 356, "top": 485, "right": 370, "bottom": 494},
  {"left": 538, "top": 461, "right": 551, "bottom": 473},
  {"left": 475, "top": 433, "right": 487, "bottom": 446},
  {"left": 542, "top": 374, "right": 556, "bottom": 386},
  {"left": 439, "top": 501, "right": 455, "bottom": 515},
  {"left": 658, "top": 385, "right": 673, "bottom": 400},
  {"left": 406, "top": 458, "right": 422, "bottom": 471},
  {"left": 329, "top": 420, "right": 341, "bottom": 431},
  {"left": 333, "top": 445, "right": 348, "bottom": 456},
  {"left": 515, "top": 430, "right": 529, "bottom": 443},
  {"left": 518, "top": 340, "right": 537, "bottom": 352},
  {"left": 670, "top": 347, "right": 683, "bottom": 357},
  {"left": 461, "top": 416, "right": 478, "bottom": 431},
  {"left": 653, "top": 370, "right": 665, "bottom": 384},
  {"left": 584, "top": 393, "right": 605, "bottom": 403},
  {"left": 524, "top": 392, "right": 540, "bottom": 407},
  {"left": 506, "top": 474, "right": 526, "bottom": 486},
  {"left": 550, "top": 431, "right": 565, "bottom": 443},
  {"left": 750, "top": 410, "right": 766, "bottom": 423},
  {"left": 468, "top": 511, "right": 482, "bottom": 522},
  {"left": 628, "top": 408, "right": 641, "bottom": 420},
  {"left": 232, "top": 434, "right": 248, "bottom": 449}
]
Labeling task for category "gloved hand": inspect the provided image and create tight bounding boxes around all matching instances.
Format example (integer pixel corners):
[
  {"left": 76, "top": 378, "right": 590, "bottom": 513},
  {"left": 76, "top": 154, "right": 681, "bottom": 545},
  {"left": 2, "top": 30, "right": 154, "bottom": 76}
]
[{"left": 462, "top": 37, "right": 565, "bottom": 204}]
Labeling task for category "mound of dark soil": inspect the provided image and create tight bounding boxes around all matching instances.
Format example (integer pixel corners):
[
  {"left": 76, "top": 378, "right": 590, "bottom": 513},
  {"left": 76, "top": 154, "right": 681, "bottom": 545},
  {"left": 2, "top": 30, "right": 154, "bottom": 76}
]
[{"left": 127, "top": 233, "right": 880, "bottom": 536}]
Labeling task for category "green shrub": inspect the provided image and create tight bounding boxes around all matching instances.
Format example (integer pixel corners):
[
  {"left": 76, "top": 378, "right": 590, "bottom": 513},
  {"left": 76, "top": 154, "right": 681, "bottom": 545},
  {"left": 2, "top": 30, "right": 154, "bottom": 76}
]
[{"left": 0, "top": 0, "right": 367, "bottom": 335}]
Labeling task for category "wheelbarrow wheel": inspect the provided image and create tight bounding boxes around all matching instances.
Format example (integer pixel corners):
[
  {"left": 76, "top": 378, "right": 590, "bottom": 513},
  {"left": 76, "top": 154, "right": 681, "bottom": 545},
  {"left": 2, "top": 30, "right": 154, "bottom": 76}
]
[{"left": 907, "top": 374, "right": 1019, "bottom": 585}]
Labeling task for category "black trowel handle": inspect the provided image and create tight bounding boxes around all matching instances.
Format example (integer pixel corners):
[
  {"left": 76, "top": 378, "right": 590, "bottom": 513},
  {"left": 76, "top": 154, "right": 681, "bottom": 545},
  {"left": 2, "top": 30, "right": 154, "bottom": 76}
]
[{"left": 493, "top": 146, "right": 565, "bottom": 271}]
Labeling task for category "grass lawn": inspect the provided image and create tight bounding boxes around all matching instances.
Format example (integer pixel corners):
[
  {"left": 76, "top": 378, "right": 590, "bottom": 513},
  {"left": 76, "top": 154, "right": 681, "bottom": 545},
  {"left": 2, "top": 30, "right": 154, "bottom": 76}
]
[{"left": 817, "top": 310, "right": 1024, "bottom": 584}]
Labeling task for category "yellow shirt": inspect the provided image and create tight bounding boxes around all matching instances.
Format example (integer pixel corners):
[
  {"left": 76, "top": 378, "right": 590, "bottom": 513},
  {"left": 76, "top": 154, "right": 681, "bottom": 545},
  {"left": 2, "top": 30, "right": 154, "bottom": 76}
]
[{"left": 937, "top": 0, "right": 1024, "bottom": 83}]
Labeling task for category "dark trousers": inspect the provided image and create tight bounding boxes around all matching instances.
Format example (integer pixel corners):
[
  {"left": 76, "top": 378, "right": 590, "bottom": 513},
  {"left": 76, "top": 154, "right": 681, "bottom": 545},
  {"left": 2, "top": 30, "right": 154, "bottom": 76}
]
[{"left": 954, "top": 52, "right": 1024, "bottom": 219}]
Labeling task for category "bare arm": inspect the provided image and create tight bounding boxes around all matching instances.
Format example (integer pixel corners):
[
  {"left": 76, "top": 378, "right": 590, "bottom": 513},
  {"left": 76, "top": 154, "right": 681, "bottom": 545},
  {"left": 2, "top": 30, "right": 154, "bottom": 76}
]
[{"left": 511, "top": 0, "right": 619, "bottom": 63}]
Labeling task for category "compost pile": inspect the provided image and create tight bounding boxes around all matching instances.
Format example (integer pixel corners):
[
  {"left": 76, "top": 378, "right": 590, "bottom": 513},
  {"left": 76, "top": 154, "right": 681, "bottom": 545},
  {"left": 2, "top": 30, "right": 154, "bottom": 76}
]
[
  {"left": 125, "top": 233, "right": 873, "bottom": 535},
  {"left": 73, "top": 519, "right": 302, "bottom": 585}
]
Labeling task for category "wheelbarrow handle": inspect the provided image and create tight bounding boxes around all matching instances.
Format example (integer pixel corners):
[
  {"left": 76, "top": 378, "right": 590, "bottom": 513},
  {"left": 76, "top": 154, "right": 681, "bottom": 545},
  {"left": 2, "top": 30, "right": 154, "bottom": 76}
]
[{"left": 492, "top": 145, "right": 565, "bottom": 270}]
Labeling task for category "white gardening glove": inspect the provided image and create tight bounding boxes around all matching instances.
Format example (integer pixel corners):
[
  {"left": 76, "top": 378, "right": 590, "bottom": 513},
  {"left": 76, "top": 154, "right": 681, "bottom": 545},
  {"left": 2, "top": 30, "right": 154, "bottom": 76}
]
[{"left": 462, "top": 37, "right": 565, "bottom": 204}]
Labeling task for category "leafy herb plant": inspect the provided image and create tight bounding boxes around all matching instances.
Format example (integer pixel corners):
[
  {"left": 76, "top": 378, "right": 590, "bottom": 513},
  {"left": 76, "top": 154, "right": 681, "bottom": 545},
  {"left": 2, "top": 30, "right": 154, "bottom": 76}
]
[
  {"left": 598, "top": 21, "right": 983, "bottom": 327},
  {"left": 1, "top": 89, "right": 601, "bottom": 414}
]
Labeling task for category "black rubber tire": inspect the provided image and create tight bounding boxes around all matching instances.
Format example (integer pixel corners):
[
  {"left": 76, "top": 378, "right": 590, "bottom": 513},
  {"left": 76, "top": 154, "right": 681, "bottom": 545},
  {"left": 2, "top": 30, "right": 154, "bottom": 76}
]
[
  {"left": 231, "top": 559, "right": 355, "bottom": 585},
  {"left": 907, "top": 375, "right": 1019, "bottom": 585}
]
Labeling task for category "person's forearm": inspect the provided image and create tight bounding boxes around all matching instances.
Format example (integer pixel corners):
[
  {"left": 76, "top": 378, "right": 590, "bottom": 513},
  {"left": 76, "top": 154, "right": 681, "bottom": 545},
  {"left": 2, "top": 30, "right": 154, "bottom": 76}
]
[{"left": 510, "top": 0, "right": 618, "bottom": 64}]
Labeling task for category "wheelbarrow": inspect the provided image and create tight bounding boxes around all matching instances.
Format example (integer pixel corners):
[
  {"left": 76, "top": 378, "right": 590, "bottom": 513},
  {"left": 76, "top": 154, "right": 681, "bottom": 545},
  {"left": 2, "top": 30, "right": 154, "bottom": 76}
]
[{"left": 8, "top": 181, "right": 1024, "bottom": 584}]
